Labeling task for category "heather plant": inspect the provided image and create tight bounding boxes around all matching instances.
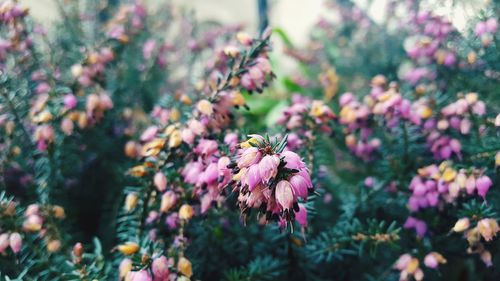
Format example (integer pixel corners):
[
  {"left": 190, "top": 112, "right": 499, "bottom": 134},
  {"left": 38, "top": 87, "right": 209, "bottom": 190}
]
[{"left": 0, "top": 0, "right": 499, "bottom": 280}]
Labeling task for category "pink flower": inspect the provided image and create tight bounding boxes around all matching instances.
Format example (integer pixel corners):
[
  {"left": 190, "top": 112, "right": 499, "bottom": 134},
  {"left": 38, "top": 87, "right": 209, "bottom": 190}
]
[
  {"left": 154, "top": 172, "right": 167, "bottom": 192},
  {"left": 152, "top": 255, "right": 170, "bottom": 279},
  {"left": 63, "top": 94, "right": 78, "bottom": 109},
  {"left": 486, "top": 18, "right": 498, "bottom": 33},
  {"left": 160, "top": 191, "right": 177, "bottom": 213},
  {"left": 140, "top": 126, "right": 158, "bottom": 142},
  {"left": 275, "top": 180, "right": 294, "bottom": 210},
  {"left": 295, "top": 204, "right": 308, "bottom": 227},
  {"left": 289, "top": 174, "right": 309, "bottom": 199},
  {"left": 258, "top": 155, "right": 280, "bottom": 183},
  {"left": 424, "top": 253, "right": 438, "bottom": 269},
  {"left": 0, "top": 233, "right": 9, "bottom": 253},
  {"left": 195, "top": 139, "right": 218, "bottom": 156},
  {"left": 9, "top": 232, "right": 22, "bottom": 254},
  {"left": 237, "top": 147, "right": 262, "bottom": 168},
  {"left": 476, "top": 175, "right": 493, "bottom": 199},
  {"left": 246, "top": 164, "right": 262, "bottom": 191},
  {"left": 143, "top": 39, "right": 156, "bottom": 59},
  {"left": 165, "top": 213, "right": 179, "bottom": 229},
  {"left": 128, "top": 270, "right": 152, "bottom": 281}
]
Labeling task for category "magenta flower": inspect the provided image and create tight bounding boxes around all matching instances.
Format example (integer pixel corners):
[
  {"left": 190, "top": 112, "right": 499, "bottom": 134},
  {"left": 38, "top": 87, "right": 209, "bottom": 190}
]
[
  {"left": 258, "top": 155, "right": 279, "bottom": 183},
  {"left": 476, "top": 175, "right": 493, "bottom": 199},
  {"left": 152, "top": 255, "right": 170, "bottom": 279},
  {"left": 9, "top": 232, "right": 22, "bottom": 254}
]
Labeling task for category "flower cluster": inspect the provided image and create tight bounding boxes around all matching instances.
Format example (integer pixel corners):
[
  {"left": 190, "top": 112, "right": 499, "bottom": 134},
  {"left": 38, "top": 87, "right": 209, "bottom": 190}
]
[
  {"left": 277, "top": 94, "right": 335, "bottom": 134},
  {"left": 452, "top": 217, "right": 500, "bottom": 267},
  {"left": 227, "top": 134, "right": 312, "bottom": 227},
  {"left": 408, "top": 161, "right": 493, "bottom": 212},
  {"left": 474, "top": 18, "right": 498, "bottom": 47},
  {"left": 393, "top": 252, "right": 446, "bottom": 281}
]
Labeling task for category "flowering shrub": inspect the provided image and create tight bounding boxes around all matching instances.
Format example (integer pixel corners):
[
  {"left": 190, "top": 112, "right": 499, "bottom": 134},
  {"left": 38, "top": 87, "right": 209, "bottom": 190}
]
[{"left": 0, "top": 0, "right": 499, "bottom": 280}]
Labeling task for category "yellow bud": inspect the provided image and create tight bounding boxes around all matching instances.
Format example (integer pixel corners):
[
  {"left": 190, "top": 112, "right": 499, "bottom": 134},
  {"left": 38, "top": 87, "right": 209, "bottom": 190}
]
[
  {"left": 232, "top": 92, "right": 245, "bottom": 106},
  {"left": 33, "top": 110, "right": 53, "bottom": 123},
  {"left": 118, "top": 242, "right": 140, "bottom": 255},
  {"left": 119, "top": 258, "right": 133, "bottom": 278},
  {"left": 223, "top": 45, "right": 240, "bottom": 57},
  {"left": 466, "top": 228, "right": 481, "bottom": 245},
  {"left": 141, "top": 138, "right": 166, "bottom": 157},
  {"left": 467, "top": 52, "right": 477, "bottom": 64},
  {"left": 179, "top": 204, "right": 194, "bottom": 220},
  {"left": 164, "top": 124, "right": 177, "bottom": 136},
  {"left": 168, "top": 130, "right": 182, "bottom": 148},
  {"left": 177, "top": 257, "right": 193, "bottom": 278},
  {"left": 170, "top": 108, "right": 181, "bottom": 121},
  {"left": 419, "top": 107, "right": 433, "bottom": 119},
  {"left": 197, "top": 99, "right": 214, "bottom": 115},
  {"left": 496, "top": 152, "right": 500, "bottom": 167},
  {"left": 310, "top": 100, "right": 325, "bottom": 117},
  {"left": 452, "top": 218, "right": 470, "bottom": 232},
  {"left": 125, "top": 193, "right": 138, "bottom": 212},
  {"left": 406, "top": 258, "right": 419, "bottom": 274},
  {"left": 129, "top": 165, "right": 147, "bottom": 177},
  {"left": 180, "top": 94, "right": 192, "bottom": 105},
  {"left": 71, "top": 64, "right": 83, "bottom": 77},
  {"left": 465, "top": 93, "right": 478, "bottom": 105},
  {"left": 52, "top": 205, "right": 66, "bottom": 219},
  {"left": 47, "top": 240, "right": 61, "bottom": 253},
  {"left": 442, "top": 168, "right": 457, "bottom": 182}
]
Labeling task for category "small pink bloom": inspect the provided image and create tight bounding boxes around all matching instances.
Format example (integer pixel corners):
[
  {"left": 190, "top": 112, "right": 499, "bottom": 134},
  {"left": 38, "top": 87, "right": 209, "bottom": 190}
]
[
  {"left": 295, "top": 204, "right": 308, "bottom": 227},
  {"left": 140, "top": 126, "right": 158, "bottom": 142},
  {"left": 63, "top": 94, "right": 78, "bottom": 109},
  {"left": 258, "top": 155, "right": 280, "bottom": 183},
  {"left": 154, "top": 172, "right": 167, "bottom": 192},
  {"left": 0, "top": 233, "right": 9, "bottom": 253},
  {"left": 152, "top": 255, "right": 170, "bottom": 279},
  {"left": 275, "top": 180, "right": 294, "bottom": 210},
  {"left": 476, "top": 175, "right": 493, "bottom": 198},
  {"left": 128, "top": 269, "right": 152, "bottom": 281},
  {"left": 237, "top": 147, "right": 261, "bottom": 168},
  {"left": 424, "top": 253, "right": 438, "bottom": 269},
  {"left": 289, "top": 174, "right": 309, "bottom": 199},
  {"left": 246, "top": 164, "right": 262, "bottom": 192},
  {"left": 9, "top": 232, "right": 22, "bottom": 254}
]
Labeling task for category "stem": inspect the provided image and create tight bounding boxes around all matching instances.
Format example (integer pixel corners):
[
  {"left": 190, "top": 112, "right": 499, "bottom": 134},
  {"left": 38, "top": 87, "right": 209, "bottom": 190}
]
[
  {"left": 0, "top": 90, "right": 34, "bottom": 149},
  {"left": 138, "top": 183, "right": 153, "bottom": 237}
]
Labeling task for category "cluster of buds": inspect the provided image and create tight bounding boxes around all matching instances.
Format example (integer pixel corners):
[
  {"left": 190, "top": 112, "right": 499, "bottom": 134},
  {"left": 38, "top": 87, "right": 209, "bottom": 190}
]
[
  {"left": 0, "top": 0, "right": 31, "bottom": 68},
  {"left": 25, "top": 204, "right": 64, "bottom": 252},
  {"left": 394, "top": 252, "right": 446, "bottom": 281},
  {"left": 71, "top": 48, "right": 115, "bottom": 87},
  {"left": 228, "top": 134, "right": 312, "bottom": 228},
  {"left": 276, "top": 94, "right": 335, "bottom": 134},
  {"left": 452, "top": 217, "right": 499, "bottom": 267},
  {"left": 107, "top": 1, "right": 147, "bottom": 44},
  {"left": 438, "top": 92, "right": 486, "bottom": 135},
  {"left": 338, "top": 92, "right": 381, "bottom": 161},
  {"left": 408, "top": 162, "right": 493, "bottom": 212},
  {"left": 0, "top": 231, "right": 22, "bottom": 255},
  {"left": 181, "top": 138, "right": 232, "bottom": 213},
  {"left": 474, "top": 18, "right": 498, "bottom": 47},
  {"left": 118, "top": 248, "right": 193, "bottom": 280},
  {"left": 365, "top": 75, "right": 429, "bottom": 127}
]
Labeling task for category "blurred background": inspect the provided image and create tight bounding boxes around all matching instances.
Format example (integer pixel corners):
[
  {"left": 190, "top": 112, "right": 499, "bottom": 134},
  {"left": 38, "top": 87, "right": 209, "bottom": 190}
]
[{"left": 21, "top": 0, "right": 485, "bottom": 47}]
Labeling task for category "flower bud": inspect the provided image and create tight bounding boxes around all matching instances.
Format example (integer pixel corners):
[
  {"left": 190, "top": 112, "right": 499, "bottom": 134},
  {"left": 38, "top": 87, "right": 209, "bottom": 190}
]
[
  {"left": 452, "top": 218, "right": 470, "bottom": 232},
  {"left": 118, "top": 242, "right": 140, "bottom": 255},
  {"left": 179, "top": 204, "right": 194, "bottom": 220},
  {"left": 125, "top": 193, "right": 139, "bottom": 212},
  {"left": 73, "top": 242, "right": 84, "bottom": 257},
  {"left": 275, "top": 180, "right": 294, "bottom": 210},
  {"left": 0, "top": 233, "right": 9, "bottom": 253},
  {"left": 9, "top": 232, "right": 22, "bottom": 254},
  {"left": 160, "top": 191, "right": 177, "bottom": 213},
  {"left": 177, "top": 257, "right": 193, "bottom": 278},
  {"left": 168, "top": 129, "right": 182, "bottom": 148},
  {"left": 196, "top": 99, "right": 214, "bottom": 115},
  {"left": 476, "top": 176, "right": 493, "bottom": 198},
  {"left": 47, "top": 239, "right": 61, "bottom": 253},
  {"left": 154, "top": 172, "right": 167, "bottom": 192},
  {"left": 152, "top": 255, "right": 169, "bottom": 279},
  {"left": 119, "top": 258, "right": 133, "bottom": 278},
  {"left": 52, "top": 205, "right": 66, "bottom": 219},
  {"left": 127, "top": 269, "right": 152, "bottom": 281}
]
